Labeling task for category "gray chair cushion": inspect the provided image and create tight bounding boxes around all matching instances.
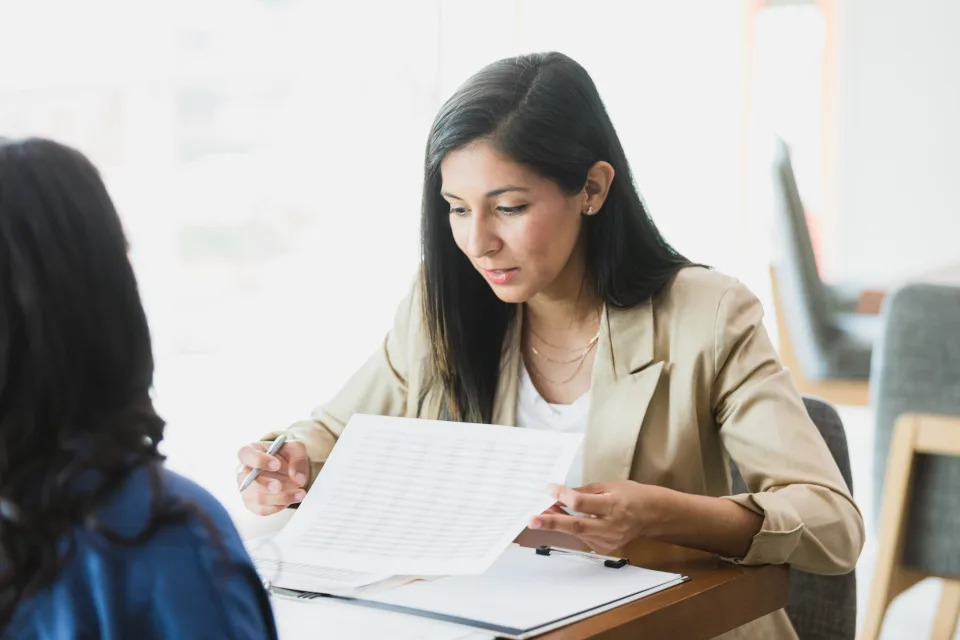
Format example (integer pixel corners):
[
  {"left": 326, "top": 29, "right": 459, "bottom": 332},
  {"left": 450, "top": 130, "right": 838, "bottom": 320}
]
[
  {"left": 730, "top": 396, "right": 856, "bottom": 640},
  {"left": 827, "top": 314, "right": 877, "bottom": 380},
  {"left": 871, "top": 283, "right": 960, "bottom": 577}
]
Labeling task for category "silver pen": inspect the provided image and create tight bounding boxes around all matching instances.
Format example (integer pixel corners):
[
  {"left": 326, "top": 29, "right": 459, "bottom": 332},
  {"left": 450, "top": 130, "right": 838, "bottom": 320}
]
[
  {"left": 238, "top": 433, "right": 287, "bottom": 492},
  {"left": 535, "top": 545, "right": 629, "bottom": 568}
]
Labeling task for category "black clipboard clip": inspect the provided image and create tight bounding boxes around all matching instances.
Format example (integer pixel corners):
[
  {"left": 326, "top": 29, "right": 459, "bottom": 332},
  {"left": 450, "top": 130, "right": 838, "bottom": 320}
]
[{"left": 535, "top": 545, "right": 630, "bottom": 569}]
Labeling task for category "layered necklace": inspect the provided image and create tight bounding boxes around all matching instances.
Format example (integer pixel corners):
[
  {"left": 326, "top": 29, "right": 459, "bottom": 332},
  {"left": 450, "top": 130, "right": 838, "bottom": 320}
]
[{"left": 525, "top": 318, "right": 601, "bottom": 385}]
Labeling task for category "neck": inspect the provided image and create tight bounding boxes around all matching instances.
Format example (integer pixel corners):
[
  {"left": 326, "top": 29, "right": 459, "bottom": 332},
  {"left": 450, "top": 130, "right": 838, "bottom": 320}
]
[
  {"left": 524, "top": 286, "right": 601, "bottom": 331},
  {"left": 523, "top": 239, "right": 602, "bottom": 335},
  {"left": 524, "top": 257, "right": 602, "bottom": 333}
]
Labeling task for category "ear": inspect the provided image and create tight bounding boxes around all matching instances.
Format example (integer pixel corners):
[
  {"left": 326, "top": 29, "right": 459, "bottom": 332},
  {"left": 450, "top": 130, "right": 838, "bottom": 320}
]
[{"left": 581, "top": 161, "right": 615, "bottom": 215}]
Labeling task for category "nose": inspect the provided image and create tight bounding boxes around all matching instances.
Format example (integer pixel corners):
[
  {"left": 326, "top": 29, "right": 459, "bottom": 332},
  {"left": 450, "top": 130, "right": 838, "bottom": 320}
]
[{"left": 464, "top": 211, "right": 500, "bottom": 258}]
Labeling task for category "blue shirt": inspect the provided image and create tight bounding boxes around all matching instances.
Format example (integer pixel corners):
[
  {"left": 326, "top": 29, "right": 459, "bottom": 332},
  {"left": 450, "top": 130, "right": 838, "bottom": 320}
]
[{"left": 6, "top": 466, "right": 277, "bottom": 640}]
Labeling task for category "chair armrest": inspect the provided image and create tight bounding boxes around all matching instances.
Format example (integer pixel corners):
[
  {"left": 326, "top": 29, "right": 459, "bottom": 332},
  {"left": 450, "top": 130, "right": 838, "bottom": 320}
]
[
  {"left": 896, "top": 413, "right": 960, "bottom": 457},
  {"left": 855, "top": 289, "right": 885, "bottom": 315}
]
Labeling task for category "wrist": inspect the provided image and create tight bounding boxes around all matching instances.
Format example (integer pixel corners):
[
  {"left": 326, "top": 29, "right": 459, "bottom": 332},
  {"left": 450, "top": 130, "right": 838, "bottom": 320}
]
[
  {"left": 639, "top": 489, "right": 763, "bottom": 557},
  {"left": 635, "top": 484, "right": 685, "bottom": 540}
]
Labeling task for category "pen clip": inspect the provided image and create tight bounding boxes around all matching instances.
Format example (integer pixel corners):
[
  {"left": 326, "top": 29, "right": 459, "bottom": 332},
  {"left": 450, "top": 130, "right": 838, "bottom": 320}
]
[{"left": 535, "top": 545, "right": 629, "bottom": 568}]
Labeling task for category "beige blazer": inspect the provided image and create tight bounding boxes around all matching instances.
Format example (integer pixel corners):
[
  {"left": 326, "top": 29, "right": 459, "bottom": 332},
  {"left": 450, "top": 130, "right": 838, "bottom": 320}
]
[{"left": 269, "top": 266, "right": 864, "bottom": 639}]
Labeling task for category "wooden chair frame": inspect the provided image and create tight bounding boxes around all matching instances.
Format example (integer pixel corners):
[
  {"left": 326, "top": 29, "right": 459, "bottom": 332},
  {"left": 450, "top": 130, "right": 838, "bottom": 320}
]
[
  {"left": 769, "top": 265, "right": 870, "bottom": 406},
  {"left": 862, "top": 413, "right": 960, "bottom": 639}
]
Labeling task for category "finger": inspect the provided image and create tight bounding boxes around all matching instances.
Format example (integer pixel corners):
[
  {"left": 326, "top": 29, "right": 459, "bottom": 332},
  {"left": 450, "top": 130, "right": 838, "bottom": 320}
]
[
  {"left": 548, "top": 482, "right": 609, "bottom": 496},
  {"left": 549, "top": 484, "right": 612, "bottom": 517},
  {"left": 236, "top": 466, "right": 297, "bottom": 497},
  {"left": 246, "top": 502, "right": 286, "bottom": 517},
  {"left": 258, "top": 487, "right": 306, "bottom": 506},
  {"left": 574, "top": 482, "right": 610, "bottom": 495},
  {"left": 528, "top": 513, "right": 605, "bottom": 537},
  {"left": 247, "top": 443, "right": 304, "bottom": 482},
  {"left": 252, "top": 472, "right": 300, "bottom": 494},
  {"left": 586, "top": 540, "right": 623, "bottom": 555},
  {"left": 244, "top": 485, "right": 306, "bottom": 507},
  {"left": 278, "top": 442, "right": 310, "bottom": 486},
  {"left": 237, "top": 444, "right": 283, "bottom": 472},
  {"left": 236, "top": 466, "right": 291, "bottom": 484}
]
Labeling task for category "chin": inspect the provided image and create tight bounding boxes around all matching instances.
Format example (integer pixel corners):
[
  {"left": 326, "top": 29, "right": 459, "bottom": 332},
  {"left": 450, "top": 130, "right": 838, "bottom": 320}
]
[{"left": 486, "top": 284, "right": 533, "bottom": 304}]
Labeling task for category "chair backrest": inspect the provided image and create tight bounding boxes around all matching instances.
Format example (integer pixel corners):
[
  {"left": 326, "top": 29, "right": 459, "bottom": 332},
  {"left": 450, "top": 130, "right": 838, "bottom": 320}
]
[
  {"left": 770, "top": 138, "right": 838, "bottom": 379},
  {"left": 730, "top": 396, "right": 856, "bottom": 640},
  {"left": 871, "top": 283, "right": 960, "bottom": 577}
]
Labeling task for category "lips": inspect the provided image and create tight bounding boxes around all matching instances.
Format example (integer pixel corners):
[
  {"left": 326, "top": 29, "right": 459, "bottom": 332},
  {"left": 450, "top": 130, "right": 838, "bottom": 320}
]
[{"left": 481, "top": 267, "right": 518, "bottom": 285}]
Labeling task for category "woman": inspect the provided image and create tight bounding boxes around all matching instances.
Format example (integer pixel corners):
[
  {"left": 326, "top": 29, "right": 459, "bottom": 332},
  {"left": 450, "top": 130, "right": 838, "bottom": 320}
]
[
  {"left": 237, "top": 52, "right": 863, "bottom": 638},
  {"left": 0, "top": 138, "right": 277, "bottom": 639}
]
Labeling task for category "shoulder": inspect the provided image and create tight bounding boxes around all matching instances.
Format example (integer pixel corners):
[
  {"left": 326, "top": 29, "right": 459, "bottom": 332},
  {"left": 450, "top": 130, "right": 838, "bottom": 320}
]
[
  {"left": 114, "top": 468, "right": 276, "bottom": 636},
  {"left": 654, "top": 266, "right": 763, "bottom": 327},
  {"left": 657, "top": 266, "right": 754, "bottom": 311},
  {"left": 639, "top": 267, "right": 766, "bottom": 371},
  {"left": 9, "top": 466, "right": 275, "bottom": 639},
  {"left": 141, "top": 468, "right": 256, "bottom": 581},
  {"left": 157, "top": 467, "right": 238, "bottom": 533},
  {"left": 82, "top": 465, "right": 250, "bottom": 574},
  {"left": 90, "top": 465, "right": 238, "bottom": 546},
  {"left": 81, "top": 466, "right": 254, "bottom": 589}
]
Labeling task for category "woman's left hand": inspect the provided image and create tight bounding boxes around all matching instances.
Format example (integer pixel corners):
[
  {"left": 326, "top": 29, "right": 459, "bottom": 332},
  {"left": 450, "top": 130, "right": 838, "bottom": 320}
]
[{"left": 529, "top": 481, "right": 668, "bottom": 554}]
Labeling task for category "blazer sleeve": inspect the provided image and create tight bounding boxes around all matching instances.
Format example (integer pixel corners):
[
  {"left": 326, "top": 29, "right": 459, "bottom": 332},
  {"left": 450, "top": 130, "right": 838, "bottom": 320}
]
[
  {"left": 261, "top": 280, "right": 419, "bottom": 486},
  {"left": 712, "top": 282, "right": 865, "bottom": 574}
]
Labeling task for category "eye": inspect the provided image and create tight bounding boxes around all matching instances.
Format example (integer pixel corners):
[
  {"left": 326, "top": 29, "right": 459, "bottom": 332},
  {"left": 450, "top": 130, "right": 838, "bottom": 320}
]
[
  {"left": 497, "top": 204, "right": 528, "bottom": 216},
  {"left": 449, "top": 207, "right": 469, "bottom": 217}
]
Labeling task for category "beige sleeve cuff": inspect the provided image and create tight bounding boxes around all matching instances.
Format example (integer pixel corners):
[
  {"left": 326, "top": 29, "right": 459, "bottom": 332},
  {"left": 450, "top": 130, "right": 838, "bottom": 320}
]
[
  {"left": 261, "top": 418, "right": 338, "bottom": 488},
  {"left": 719, "top": 492, "right": 804, "bottom": 565}
]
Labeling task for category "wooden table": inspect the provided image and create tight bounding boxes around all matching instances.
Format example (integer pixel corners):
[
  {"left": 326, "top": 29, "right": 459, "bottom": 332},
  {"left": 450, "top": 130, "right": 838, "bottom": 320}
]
[
  {"left": 515, "top": 529, "right": 789, "bottom": 640},
  {"left": 245, "top": 512, "right": 789, "bottom": 639}
]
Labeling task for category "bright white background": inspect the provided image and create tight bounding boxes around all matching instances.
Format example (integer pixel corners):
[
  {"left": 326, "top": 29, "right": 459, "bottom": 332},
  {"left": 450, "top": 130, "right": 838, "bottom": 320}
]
[
  {"left": 4, "top": 3, "right": 958, "bottom": 637},
  {"left": 1, "top": 0, "right": 759, "bottom": 516}
]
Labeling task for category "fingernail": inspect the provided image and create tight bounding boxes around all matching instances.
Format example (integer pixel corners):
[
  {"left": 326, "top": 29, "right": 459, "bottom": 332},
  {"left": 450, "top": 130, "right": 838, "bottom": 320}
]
[
  {"left": 295, "top": 473, "right": 307, "bottom": 486},
  {"left": 530, "top": 518, "right": 541, "bottom": 529},
  {"left": 268, "top": 480, "right": 281, "bottom": 493},
  {"left": 294, "top": 491, "right": 306, "bottom": 502},
  {"left": 269, "top": 459, "right": 281, "bottom": 471}
]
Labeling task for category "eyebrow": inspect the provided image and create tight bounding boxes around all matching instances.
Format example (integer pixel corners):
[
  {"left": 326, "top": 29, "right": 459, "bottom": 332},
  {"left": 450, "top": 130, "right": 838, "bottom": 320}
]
[{"left": 440, "top": 185, "right": 530, "bottom": 200}]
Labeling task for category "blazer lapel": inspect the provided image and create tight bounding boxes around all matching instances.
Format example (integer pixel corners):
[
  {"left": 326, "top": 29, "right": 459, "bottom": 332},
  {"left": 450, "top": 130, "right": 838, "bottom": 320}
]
[{"left": 583, "top": 300, "right": 663, "bottom": 483}]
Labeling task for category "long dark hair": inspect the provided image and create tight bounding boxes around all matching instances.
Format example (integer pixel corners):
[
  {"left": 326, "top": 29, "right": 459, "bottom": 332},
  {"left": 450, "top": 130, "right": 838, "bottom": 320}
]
[
  {"left": 0, "top": 138, "right": 190, "bottom": 628},
  {"left": 421, "top": 52, "right": 690, "bottom": 423}
]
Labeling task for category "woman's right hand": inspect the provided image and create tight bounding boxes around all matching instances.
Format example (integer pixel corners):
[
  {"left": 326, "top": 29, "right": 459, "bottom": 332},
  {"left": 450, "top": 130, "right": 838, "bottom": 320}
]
[{"left": 237, "top": 440, "right": 310, "bottom": 516}]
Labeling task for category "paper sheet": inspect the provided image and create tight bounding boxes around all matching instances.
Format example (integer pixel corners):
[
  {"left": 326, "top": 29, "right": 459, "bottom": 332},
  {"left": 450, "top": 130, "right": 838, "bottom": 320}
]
[
  {"left": 268, "top": 414, "right": 582, "bottom": 575},
  {"left": 253, "top": 556, "right": 395, "bottom": 594},
  {"left": 271, "top": 593, "right": 494, "bottom": 640},
  {"left": 360, "top": 545, "right": 686, "bottom": 636},
  {"left": 249, "top": 533, "right": 394, "bottom": 594}
]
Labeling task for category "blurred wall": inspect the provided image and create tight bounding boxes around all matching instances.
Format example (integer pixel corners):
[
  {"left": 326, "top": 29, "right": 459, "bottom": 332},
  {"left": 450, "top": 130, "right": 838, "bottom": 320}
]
[{"left": 832, "top": 0, "right": 960, "bottom": 283}]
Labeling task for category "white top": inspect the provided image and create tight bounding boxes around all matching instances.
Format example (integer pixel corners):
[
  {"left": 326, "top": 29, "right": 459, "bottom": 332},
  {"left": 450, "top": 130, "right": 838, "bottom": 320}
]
[{"left": 515, "top": 361, "right": 590, "bottom": 488}]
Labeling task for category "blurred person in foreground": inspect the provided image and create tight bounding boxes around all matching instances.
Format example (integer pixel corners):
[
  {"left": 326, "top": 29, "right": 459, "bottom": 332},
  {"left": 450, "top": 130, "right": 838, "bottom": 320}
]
[{"left": 0, "top": 137, "right": 277, "bottom": 639}]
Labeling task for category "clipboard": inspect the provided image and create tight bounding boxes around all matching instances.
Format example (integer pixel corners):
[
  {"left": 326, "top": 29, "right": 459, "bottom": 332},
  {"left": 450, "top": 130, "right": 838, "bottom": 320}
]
[{"left": 271, "top": 545, "right": 688, "bottom": 639}]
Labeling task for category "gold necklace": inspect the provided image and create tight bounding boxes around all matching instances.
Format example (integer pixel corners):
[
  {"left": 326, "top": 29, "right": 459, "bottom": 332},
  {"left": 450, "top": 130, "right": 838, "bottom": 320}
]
[
  {"left": 529, "top": 342, "right": 593, "bottom": 364},
  {"left": 528, "top": 325, "right": 601, "bottom": 352},
  {"left": 525, "top": 340, "right": 597, "bottom": 385}
]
